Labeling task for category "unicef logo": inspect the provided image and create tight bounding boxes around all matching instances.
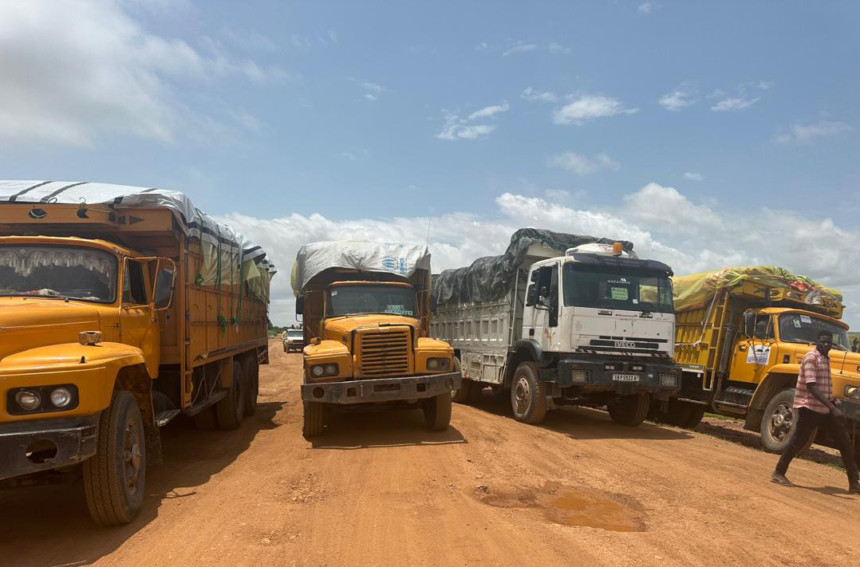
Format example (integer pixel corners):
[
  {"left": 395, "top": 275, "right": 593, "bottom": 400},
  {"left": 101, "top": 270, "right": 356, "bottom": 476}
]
[{"left": 382, "top": 256, "right": 408, "bottom": 274}]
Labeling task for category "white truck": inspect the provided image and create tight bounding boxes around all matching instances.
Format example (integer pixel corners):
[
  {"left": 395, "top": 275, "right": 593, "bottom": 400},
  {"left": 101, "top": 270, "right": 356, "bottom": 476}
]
[{"left": 430, "top": 229, "right": 681, "bottom": 426}]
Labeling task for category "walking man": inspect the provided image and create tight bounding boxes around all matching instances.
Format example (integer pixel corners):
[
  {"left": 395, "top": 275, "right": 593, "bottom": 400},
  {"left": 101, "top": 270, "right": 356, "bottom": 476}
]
[{"left": 772, "top": 330, "right": 860, "bottom": 493}]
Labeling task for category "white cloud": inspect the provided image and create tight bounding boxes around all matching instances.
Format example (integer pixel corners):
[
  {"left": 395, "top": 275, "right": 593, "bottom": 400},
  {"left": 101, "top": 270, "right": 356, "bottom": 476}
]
[
  {"left": 710, "top": 97, "right": 761, "bottom": 112},
  {"left": 774, "top": 121, "right": 853, "bottom": 144},
  {"left": 223, "top": 185, "right": 860, "bottom": 328},
  {"left": 476, "top": 42, "right": 489, "bottom": 51},
  {"left": 659, "top": 84, "right": 697, "bottom": 111},
  {"left": 364, "top": 94, "right": 378, "bottom": 102},
  {"left": 552, "top": 95, "right": 638, "bottom": 126},
  {"left": 503, "top": 41, "right": 538, "bottom": 56},
  {"left": 623, "top": 182, "right": 723, "bottom": 235},
  {"left": 638, "top": 2, "right": 657, "bottom": 15},
  {"left": 547, "top": 42, "right": 571, "bottom": 55},
  {"left": 0, "top": 0, "right": 288, "bottom": 148},
  {"left": 548, "top": 152, "right": 621, "bottom": 176},
  {"left": 436, "top": 122, "right": 496, "bottom": 141},
  {"left": 362, "top": 81, "right": 385, "bottom": 94},
  {"left": 708, "top": 81, "right": 772, "bottom": 113},
  {"left": 436, "top": 102, "right": 508, "bottom": 141},
  {"left": 683, "top": 172, "right": 704, "bottom": 181},
  {"left": 521, "top": 87, "right": 558, "bottom": 103},
  {"left": 467, "top": 102, "right": 510, "bottom": 121}
]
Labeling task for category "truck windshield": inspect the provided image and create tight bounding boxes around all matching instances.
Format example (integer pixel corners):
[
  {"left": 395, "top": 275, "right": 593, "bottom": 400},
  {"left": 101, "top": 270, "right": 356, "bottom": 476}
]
[
  {"left": 287, "top": 330, "right": 303, "bottom": 339},
  {"left": 562, "top": 264, "right": 673, "bottom": 313},
  {"left": 0, "top": 245, "right": 117, "bottom": 303},
  {"left": 778, "top": 313, "right": 850, "bottom": 351},
  {"left": 327, "top": 285, "right": 417, "bottom": 317}
]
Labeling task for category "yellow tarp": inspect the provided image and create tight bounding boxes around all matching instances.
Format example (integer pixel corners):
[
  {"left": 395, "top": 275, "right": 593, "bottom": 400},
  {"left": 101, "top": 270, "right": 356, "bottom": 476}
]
[{"left": 674, "top": 265, "right": 842, "bottom": 313}]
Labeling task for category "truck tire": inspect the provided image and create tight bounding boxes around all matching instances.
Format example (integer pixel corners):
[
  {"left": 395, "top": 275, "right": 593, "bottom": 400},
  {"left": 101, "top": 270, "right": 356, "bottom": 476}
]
[
  {"left": 242, "top": 356, "right": 259, "bottom": 417},
  {"left": 468, "top": 380, "right": 484, "bottom": 402},
  {"left": 83, "top": 390, "right": 146, "bottom": 526},
  {"left": 451, "top": 358, "right": 471, "bottom": 403},
  {"left": 424, "top": 392, "right": 453, "bottom": 431},
  {"left": 303, "top": 402, "right": 326, "bottom": 437},
  {"left": 608, "top": 393, "right": 650, "bottom": 427},
  {"left": 760, "top": 388, "right": 815, "bottom": 454},
  {"left": 510, "top": 362, "right": 548, "bottom": 424},
  {"left": 679, "top": 404, "right": 706, "bottom": 429},
  {"left": 216, "top": 361, "right": 244, "bottom": 430},
  {"left": 760, "top": 388, "right": 798, "bottom": 453}
]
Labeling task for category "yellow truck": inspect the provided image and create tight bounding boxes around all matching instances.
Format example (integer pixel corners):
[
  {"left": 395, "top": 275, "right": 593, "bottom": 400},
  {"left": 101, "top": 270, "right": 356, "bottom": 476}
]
[
  {"left": 293, "top": 241, "right": 460, "bottom": 437},
  {"left": 657, "top": 266, "right": 860, "bottom": 460},
  {"left": 0, "top": 181, "right": 274, "bottom": 525}
]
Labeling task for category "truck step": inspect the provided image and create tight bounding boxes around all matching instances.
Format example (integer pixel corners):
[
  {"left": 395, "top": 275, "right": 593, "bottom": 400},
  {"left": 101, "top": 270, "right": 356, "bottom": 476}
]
[
  {"left": 155, "top": 409, "right": 181, "bottom": 427},
  {"left": 715, "top": 385, "right": 754, "bottom": 408}
]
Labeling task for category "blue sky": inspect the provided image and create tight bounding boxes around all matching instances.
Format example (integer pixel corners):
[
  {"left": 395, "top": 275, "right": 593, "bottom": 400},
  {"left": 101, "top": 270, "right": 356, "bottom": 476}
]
[{"left": 1, "top": 1, "right": 859, "bottom": 325}]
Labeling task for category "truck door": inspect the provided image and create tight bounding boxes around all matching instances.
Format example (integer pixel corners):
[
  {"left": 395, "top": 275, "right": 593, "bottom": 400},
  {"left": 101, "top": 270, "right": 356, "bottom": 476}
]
[
  {"left": 120, "top": 258, "right": 160, "bottom": 377},
  {"left": 729, "top": 313, "right": 774, "bottom": 385},
  {"left": 523, "top": 264, "right": 559, "bottom": 351}
]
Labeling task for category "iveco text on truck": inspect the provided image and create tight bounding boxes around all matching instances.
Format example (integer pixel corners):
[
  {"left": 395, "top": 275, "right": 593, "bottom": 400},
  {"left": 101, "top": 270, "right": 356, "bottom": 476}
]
[
  {"left": 0, "top": 181, "right": 274, "bottom": 525},
  {"left": 293, "top": 241, "right": 460, "bottom": 437},
  {"left": 431, "top": 229, "right": 681, "bottom": 426}
]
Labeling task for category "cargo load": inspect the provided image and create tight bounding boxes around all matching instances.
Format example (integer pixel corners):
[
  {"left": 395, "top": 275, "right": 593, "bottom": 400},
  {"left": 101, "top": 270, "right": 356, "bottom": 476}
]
[{"left": 432, "top": 228, "right": 634, "bottom": 306}]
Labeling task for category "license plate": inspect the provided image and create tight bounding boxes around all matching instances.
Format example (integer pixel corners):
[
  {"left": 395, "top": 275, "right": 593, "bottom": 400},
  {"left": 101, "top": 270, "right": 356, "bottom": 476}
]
[{"left": 613, "top": 374, "right": 639, "bottom": 382}]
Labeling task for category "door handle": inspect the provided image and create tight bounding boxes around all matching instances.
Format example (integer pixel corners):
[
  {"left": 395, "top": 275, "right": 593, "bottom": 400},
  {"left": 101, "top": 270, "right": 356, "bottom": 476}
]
[{"left": 738, "top": 345, "right": 747, "bottom": 351}]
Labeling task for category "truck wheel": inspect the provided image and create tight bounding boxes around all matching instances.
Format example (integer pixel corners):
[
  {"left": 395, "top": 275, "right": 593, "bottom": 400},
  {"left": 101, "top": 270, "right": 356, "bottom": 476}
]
[
  {"left": 83, "top": 390, "right": 146, "bottom": 526},
  {"left": 510, "top": 362, "right": 548, "bottom": 424},
  {"left": 424, "top": 392, "right": 453, "bottom": 431},
  {"left": 451, "top": 358, "right": 471, "bottom": 403},
  {"left": 608, "top": 393, "right": 650, "bottom": 427},
  {"left": 216, "top": 361, "right": 244, "bottom": 430},
  {"left": 679, "top": 403, "right": 706, "bottom": 429},
  {"left": 303, "top": 402, "right": 326, "bottom": 437},
  {"left": 760, "top": 388, "right": 798, "bottom": 453},
  {"left": 242, "top": 356, "right": 259, "bottom": 417}
]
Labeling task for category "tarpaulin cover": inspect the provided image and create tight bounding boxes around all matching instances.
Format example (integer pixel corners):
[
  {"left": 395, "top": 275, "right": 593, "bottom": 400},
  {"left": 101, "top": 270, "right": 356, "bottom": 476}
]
[
  {"left": 673, "top": 266, "right": 842, "bottom": 314},
  {"left": 292, "top": 241, "right": 431, "bottom": 295},
  {"left": 0, "top": 180, "right": 276, "bottom": 302},
  {"left": 432, "top": 228, "right": 635, "bottom": 307}
]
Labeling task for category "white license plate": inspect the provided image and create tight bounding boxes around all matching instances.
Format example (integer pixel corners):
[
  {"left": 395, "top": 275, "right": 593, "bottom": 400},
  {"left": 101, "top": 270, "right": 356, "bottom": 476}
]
[{"left": 613, "top": 374, "right": 640, "bottom": 382}]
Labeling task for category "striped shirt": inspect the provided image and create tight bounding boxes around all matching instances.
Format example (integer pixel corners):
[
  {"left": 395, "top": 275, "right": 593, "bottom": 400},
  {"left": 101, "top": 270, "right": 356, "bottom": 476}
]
[{"left": 794, "top": 348, "right": 833, "bottom": 414}]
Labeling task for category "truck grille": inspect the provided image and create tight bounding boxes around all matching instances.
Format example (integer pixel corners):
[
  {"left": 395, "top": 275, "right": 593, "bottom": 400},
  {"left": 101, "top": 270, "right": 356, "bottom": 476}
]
[{"left": 359, "top": 329, "right": 411, "bottom": 377}]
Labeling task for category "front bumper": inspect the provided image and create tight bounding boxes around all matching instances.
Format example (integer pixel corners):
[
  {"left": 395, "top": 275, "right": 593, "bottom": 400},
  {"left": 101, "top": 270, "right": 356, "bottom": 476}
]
[
  {"left": 301, "top": 372, "right": 461, "bottom": 405},
  {"left": 552, "top": 357, "right": 681, "bottom": 396},
  {"left": 0, "top": 414, "right": 99, "bottom": 482}
]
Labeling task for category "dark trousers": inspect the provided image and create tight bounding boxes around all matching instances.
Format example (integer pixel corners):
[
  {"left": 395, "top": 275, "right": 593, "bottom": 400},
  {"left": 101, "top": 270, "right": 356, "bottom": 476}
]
[{"left": 775, "top": 407, "right": 860, "bottom": 484}]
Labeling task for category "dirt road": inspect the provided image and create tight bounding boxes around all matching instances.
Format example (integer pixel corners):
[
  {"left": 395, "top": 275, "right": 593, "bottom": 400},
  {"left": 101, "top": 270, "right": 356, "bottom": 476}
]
[{"left": 2, "top": 340, "right": 859, "bottom": 567}]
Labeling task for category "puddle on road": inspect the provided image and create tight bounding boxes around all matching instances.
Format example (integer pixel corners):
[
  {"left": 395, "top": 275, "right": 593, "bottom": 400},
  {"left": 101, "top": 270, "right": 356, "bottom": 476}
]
[{"left": 480, "top": 482, "right": 645, "bottom": 532}]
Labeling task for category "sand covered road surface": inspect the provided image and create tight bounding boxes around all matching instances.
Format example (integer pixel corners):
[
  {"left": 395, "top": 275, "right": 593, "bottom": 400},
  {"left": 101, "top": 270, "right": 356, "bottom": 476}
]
[{"left": 2, "top": 340, "right": 859, "bottom": 567}]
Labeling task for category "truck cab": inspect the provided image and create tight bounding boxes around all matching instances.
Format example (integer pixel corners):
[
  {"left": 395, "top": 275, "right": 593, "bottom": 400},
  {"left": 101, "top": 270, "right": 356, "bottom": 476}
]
[{"left": 294, "top": 242, "right": 460, "bottom": 437}]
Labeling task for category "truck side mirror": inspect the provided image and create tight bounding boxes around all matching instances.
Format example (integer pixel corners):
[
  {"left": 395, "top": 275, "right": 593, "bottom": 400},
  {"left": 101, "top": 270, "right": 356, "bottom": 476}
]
[
  {"left": 526, "top": 284, "right": 538, "bottom": 307},
  {"left": 152, "top": 258, "right": 177, "bottom": 311},
  {"left": 296, "top": 295, "right": 304, "bottom": 316}
]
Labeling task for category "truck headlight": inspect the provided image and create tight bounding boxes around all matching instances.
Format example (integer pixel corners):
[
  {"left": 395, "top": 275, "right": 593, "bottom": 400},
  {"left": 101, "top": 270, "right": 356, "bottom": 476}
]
[
  {"left": 310, "top": 364, "right": 339, "bottom": 378},
  {"left": 427, "top": 358, "right": 450, "bottom": 371},
  {"left": 845, "top": 385, "right": 860, "bottom": 400},
  {"left": 571, "top": 369, "right": 590, "bottom": 383},
  {"left": 15, "top": 390, "right": 41, "bottom": 411},
  {"left": 50, "top": 387, "right": 73, "bottom": 408},
  {"left": 659, "top": 373, "right": 678, "bottom": 387}
]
